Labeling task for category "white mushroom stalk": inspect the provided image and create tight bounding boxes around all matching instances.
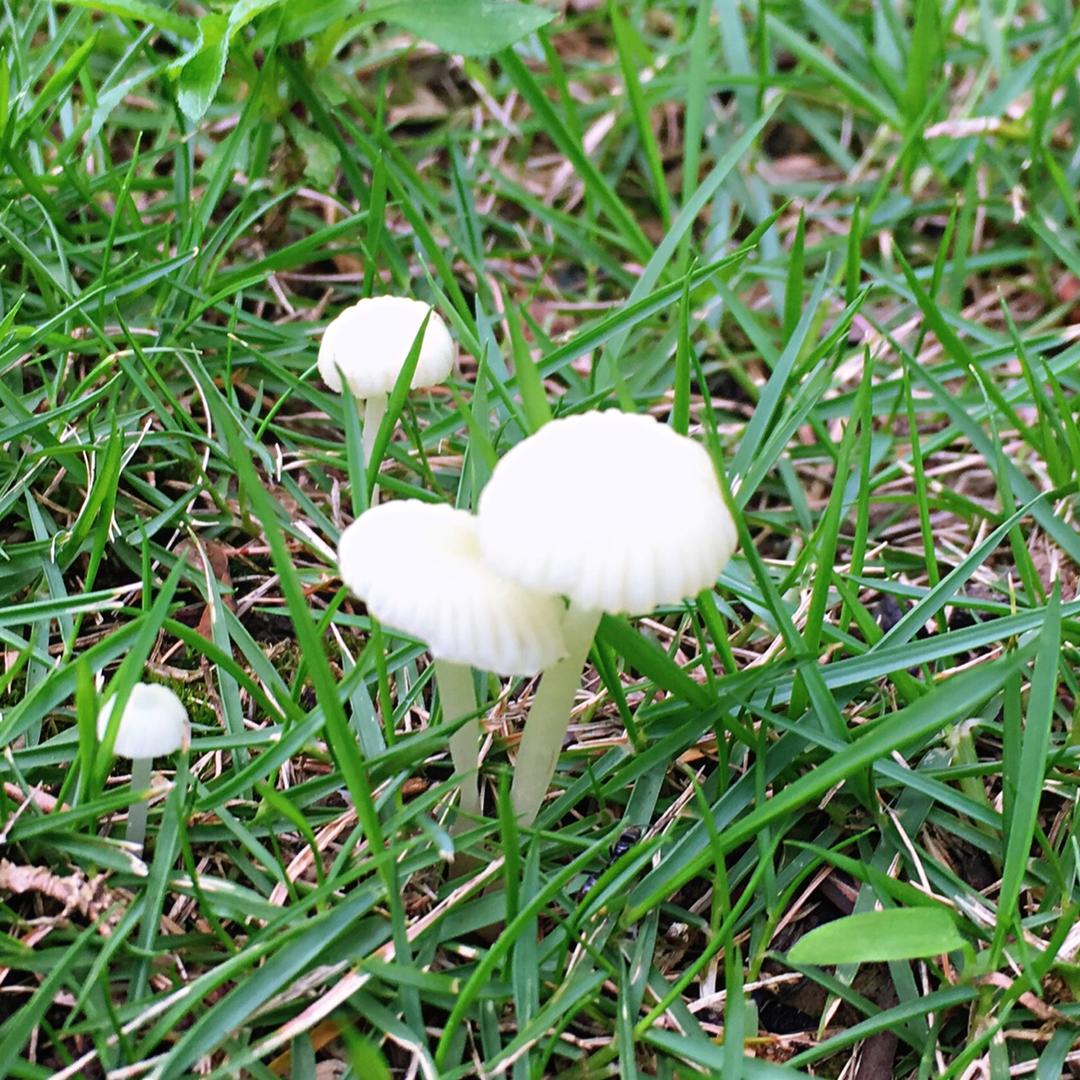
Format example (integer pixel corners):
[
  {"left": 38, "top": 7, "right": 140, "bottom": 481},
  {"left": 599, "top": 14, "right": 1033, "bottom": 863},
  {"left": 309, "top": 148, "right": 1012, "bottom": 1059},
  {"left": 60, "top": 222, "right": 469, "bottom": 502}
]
[
  {"left": 337, "top": 500, "right": 567, "bottom": 824},
  {"left": 97, "top": 682, "right": 190, "bottom": 851},
  {"left": 317, "top": 296, "right": 455, "bottom": 502},
  {"left": 477, "top": 410, "right": 738, "bottom": 825}
]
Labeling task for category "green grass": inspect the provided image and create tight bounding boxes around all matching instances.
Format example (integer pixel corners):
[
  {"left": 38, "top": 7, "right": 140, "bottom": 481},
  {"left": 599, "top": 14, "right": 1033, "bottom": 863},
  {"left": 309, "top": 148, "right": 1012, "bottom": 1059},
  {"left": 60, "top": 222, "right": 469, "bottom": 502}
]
[{"left": 3, "top": 1, "right": 1080, "bottom": 1077}]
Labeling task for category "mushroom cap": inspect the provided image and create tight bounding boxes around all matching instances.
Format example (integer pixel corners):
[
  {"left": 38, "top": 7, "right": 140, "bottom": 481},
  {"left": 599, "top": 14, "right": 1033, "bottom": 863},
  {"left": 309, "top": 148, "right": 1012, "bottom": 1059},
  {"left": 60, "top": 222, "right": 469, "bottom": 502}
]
[
  {"left": 317, "top": 296, "right": 455, "bottom": 398},
  {"left": 477, "top": 410, "right": 738, "bottom": 614},
  {"left": 97, "top": 682, "right": 191, "bottom": 759},
  {"left": 337, "top": 500, "right": 567, "bottom": 676}
]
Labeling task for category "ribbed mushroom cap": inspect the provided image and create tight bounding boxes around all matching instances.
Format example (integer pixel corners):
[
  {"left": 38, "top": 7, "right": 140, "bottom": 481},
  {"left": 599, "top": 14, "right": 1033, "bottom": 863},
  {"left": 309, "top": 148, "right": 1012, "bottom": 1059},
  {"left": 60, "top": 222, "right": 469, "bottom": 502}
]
[
  {"left": 318, "top": 296, "right": 455, "bottom": 397},
  {"left": 97, "top": 683, "right": 191, "bottom": 759},
  {"left": 338, "top": 501, "right": 567, "bottom": 676},
  {"left": 477, "top": 410, "right": 738, "bottom": 614}
]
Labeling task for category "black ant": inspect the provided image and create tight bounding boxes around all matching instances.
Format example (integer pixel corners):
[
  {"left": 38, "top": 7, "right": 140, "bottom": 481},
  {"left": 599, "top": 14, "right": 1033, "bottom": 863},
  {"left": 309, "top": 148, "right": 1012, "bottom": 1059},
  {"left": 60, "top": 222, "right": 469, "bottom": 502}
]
[{"left": 577, "top": 825, "right": 644, "bottom": 900}]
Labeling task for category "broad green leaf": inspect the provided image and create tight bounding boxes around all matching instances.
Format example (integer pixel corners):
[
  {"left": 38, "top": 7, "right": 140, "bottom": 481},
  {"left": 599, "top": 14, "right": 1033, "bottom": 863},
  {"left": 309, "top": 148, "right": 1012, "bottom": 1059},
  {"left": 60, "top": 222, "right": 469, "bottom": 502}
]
[
  {"left": 285, "top": 113, "right": 341, "bottom": 188},
  {"left": 228, "top": 0, "right": 284, "bottom": 33},
  {"left": 787, "top": 908, "right": 965, "bottom": 965},
  {"left": 280, "top": 0, "right": 355, "bottom": 41},
  {"left": 52, "top": 0, "right": 195, "bottom": 37},
  {"left": 177, "top": 14, "right": 229, "bottom": 122},
  {"left": 375, "top": 0, "right": 553, "bottom": 56}
]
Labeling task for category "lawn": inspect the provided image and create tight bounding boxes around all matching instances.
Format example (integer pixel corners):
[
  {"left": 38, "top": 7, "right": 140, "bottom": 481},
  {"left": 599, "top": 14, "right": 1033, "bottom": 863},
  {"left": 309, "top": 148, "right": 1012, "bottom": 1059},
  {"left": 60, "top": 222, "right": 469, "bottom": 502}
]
[{"left": 3, "top": 0, "right": 1080, "bottom": 1077}]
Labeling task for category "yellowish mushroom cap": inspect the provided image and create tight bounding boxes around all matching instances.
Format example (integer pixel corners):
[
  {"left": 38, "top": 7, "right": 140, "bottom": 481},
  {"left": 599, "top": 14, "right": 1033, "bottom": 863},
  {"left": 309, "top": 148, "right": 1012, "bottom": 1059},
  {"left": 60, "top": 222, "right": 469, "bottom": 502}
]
[
  {"left": 97, "top": 683, "right": 191, "bottom": 759},
  {"left": 337, "top": 501, "right": 567, "bottom": 676},
  {"left": 477, "top": 410, "right": 738, "bottom": 614},
  {"left": 317, "top": 296, "right": 455, "bottom": 398}
]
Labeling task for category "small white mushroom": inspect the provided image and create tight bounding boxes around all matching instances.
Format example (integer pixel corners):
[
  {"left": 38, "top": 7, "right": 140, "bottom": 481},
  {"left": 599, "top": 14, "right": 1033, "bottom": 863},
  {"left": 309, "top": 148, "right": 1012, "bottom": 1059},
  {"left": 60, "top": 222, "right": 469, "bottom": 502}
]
[
  {"left": 477, "top": 409, "right": 738, "bottom": 824},
  {"left": 97, "top": 682, "right": 190, "bottom": 850},
  {"left": 337, "top": 500, "right": 566, "bottom": 823},
  {"left": 318, "top": 296, "right": 455, "bottom": 500}
]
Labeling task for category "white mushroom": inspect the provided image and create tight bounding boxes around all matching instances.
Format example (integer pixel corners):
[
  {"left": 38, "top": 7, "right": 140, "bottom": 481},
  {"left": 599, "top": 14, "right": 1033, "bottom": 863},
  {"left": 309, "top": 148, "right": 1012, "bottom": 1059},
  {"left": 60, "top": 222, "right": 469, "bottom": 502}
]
[
  {"left": 337, "top": 500, "right": 566, "bottom": 822},
  {"left": 97, "top": 682, "right": 190, "bottom": 850},
  {"left": 477, "top": 410, "right": 738, "bottom": 824},
  {"left": 318, "top": 296, "right": 455, "bottom": 500}
]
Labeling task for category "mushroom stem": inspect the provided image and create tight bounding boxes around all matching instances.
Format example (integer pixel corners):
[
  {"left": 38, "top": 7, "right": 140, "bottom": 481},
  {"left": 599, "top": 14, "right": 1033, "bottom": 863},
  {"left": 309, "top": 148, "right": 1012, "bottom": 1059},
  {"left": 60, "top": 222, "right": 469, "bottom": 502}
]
[
  {"left": 511, "top": 606, "right": 602, "bottom": 826},
  {"left": 363, "top": 394, "right": 388, "bottom": 505},
  {"left": 433, "top": 659, "right": 482, "bottom": 823},
  {"left": 125, "top": 756, "right": 153, "bottom": 851}
]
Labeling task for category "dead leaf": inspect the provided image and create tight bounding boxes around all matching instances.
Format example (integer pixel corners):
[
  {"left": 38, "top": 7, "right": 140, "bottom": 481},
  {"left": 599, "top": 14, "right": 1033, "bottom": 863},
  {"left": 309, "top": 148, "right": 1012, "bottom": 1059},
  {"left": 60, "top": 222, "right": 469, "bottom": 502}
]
[
  {"left": 388, "top": 84, "right": 450, "bottom": 126},
  {"left": 174, "top": 539, "right": 237, "bottom": 642},
  {"left": 0, "top": 859, "right": 123, "bottom": 935}
]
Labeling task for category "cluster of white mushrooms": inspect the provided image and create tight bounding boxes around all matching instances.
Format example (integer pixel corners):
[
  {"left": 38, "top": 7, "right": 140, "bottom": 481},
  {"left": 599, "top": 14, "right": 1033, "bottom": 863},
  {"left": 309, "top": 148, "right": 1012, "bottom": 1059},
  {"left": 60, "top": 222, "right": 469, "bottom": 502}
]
[
  {"left": 325, "top": 296, "right": 739, "bottom": 827},
  {"left": 92, "top": 293, "right": 738, "bottom": 851}
]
